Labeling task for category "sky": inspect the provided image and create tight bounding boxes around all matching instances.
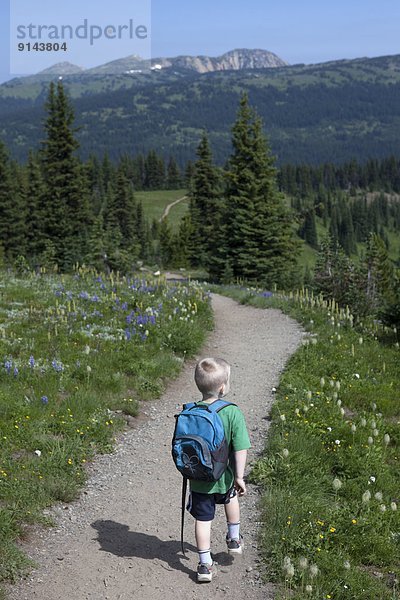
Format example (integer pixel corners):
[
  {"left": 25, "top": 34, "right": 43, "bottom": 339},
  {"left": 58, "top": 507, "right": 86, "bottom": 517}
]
[{"left": 1, "top": 0, "right": 400, "bottom": 82}]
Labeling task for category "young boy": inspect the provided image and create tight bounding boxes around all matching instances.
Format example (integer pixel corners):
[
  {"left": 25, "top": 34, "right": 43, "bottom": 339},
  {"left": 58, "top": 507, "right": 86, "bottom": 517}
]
[{"left": 188, "top": 357, "right": 251, "bottom": 583}]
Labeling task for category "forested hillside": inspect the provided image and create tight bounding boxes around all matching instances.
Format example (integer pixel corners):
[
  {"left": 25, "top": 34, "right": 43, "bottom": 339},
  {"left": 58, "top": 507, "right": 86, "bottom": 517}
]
[{"left": 1, "top": 54, "right": 400, "bottom": 164}]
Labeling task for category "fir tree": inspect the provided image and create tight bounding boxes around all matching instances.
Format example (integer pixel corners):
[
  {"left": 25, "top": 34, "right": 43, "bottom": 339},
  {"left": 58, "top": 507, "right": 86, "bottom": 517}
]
[
  {"left": 166, "top": 157, "right": 182, "bottom": 189},
  {"left": 41, "top": 81, "right": 92, "bottom": 269},
  {"left": 189, "top": 132, "right": 223, "bottom": 270},
  {"left": 222, "top": 94, "right": 299, "bottom": 287}
]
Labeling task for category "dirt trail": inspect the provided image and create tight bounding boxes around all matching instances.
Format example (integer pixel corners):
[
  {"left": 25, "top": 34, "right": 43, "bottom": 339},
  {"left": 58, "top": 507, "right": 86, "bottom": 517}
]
[
  {"left": 5, "top": 294, "right": 303, "bottom": 600},
  {"left": 160, "top": 196, "right": 187, "bottom": 221}
]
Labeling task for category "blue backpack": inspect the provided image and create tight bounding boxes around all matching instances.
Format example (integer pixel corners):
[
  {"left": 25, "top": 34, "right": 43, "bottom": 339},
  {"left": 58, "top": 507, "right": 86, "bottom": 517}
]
[{"left": 172, "top": 399, "right": 235, "bottom": 554}]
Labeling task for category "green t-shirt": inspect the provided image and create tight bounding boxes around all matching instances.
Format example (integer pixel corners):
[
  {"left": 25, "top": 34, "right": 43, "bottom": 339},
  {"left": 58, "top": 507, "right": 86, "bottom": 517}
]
[{"left": 189, "top": 401, "right": 251, "bottom": 495}]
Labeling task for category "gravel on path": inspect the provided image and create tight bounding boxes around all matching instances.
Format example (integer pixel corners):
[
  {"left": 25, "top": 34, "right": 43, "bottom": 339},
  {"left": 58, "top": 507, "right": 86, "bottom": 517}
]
[{"left": 5, "top": 294, "right": 304, "bottom": 600}]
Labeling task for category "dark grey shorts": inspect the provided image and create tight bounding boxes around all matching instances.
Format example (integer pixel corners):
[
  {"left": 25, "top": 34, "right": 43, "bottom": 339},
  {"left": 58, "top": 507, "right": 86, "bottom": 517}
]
[{"left": 187, "top": 486, "right": 237, "bottom": 521}]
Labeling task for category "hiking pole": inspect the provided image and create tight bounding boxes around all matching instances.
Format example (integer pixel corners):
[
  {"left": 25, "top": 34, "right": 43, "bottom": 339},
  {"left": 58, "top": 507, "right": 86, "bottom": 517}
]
[{"left": 181, "top": 476, "right": 188, "bottom": 555}]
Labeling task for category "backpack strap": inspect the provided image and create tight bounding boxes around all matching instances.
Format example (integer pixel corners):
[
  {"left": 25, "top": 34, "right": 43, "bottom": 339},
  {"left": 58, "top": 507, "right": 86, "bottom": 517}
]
[
  {"left": 208, "top": 399, "right": 236, "bottom": 413},
  {"left": 180, "top": 476, "right": 188, "bottom": 556},
  {"left": 182, "top": 402, "right": 196, "bottom": 410}
]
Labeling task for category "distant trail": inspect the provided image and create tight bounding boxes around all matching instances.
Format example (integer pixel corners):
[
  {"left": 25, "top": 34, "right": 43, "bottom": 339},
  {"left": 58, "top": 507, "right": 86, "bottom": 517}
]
[
  {"left": 160, "top": 196, "right": 188, "bottom": 221},
  {"left": 6, "top": 294, "right": 303, "bottom": 600}
]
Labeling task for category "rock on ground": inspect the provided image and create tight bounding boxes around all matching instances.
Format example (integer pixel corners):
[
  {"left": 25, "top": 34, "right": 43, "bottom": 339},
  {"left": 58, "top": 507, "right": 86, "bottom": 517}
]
[{"left": 5, "top": 294, "right": 303, "bottom": 600}]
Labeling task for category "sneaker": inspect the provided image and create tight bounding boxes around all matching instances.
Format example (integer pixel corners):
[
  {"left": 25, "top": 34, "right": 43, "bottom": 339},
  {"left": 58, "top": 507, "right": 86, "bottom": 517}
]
[
  {"left": 226, "top": 534, "right": 244, "bottom": 555},
  {"left": 197, "top": 562, "right": 217, "bottom": 583}
]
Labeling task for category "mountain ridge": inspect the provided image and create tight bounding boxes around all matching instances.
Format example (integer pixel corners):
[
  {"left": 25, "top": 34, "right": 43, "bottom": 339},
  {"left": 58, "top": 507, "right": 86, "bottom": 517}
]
[{"left": 1, "top": 52, "right": 400, "bottom": 165}]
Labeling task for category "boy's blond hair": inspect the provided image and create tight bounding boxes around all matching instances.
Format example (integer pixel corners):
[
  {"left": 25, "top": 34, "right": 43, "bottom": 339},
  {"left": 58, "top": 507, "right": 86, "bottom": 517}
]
[{"left": 194, "top": 357, "right": 230, "bottom": 398}]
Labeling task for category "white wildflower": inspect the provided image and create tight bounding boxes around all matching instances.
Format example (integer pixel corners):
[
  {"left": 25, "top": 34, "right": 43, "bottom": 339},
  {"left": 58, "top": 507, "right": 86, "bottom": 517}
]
[
  {"left": 370, "top": 476, "right": 376, "bottom": 483},
  {"left": 299, "top": 556, "right": 308, "bottom": 570},
  {"left": 320, "top": 377, "right": 325, "bottom": 387},
  {"left": 282, "top": 448, "right": 289, "bottom": 458},
  {"left": 86, "top": 365, "right": 92, "bottom": 374},
  {"left": 379, "top": 504, "right": 386, "bottom": 513},
  {"left": 309, "top": 564, "right": 319, "bottom": 578},
  {"left": 383, "top": 434, "right": 390, "bottom": 446},
  {"left": 335, "top": 439, "right": 341, "bottom": 446},
  {"left": 335, "top": 381, "right": 341, "bottom": 391},
  {"left": 333, "top": 477, "right": 342, "bottom": 490},
  {"left": 305, "top": 584, "right": 313, "bottom": 593},
  {"left": 351, "top": 424, "right": 357, "bottom": 433},
  {"left": 84, "top": 345, "right": 90, "bottom": 355},
  {"left": 34, "top": 450, "right": 41, "bottom": 457},
  {"left": 374, "top": 492, "right": 383, "bottom": 501},
  {"left": 340, "top": 408, "right": 345, "bottom": 417},
  {"left": 368, "top": 436, "right": 374, "bottom": 445},
  {"left": 373, "top": 428, "right": 379, "bottom": 437},
  {"left": 343, "top": 560, "right": 351, "bottom": 570},
  {"left": 371, "top": 420, "right": 377, "bottom": 429},
  {"left": 361, "top": 418, "right": 367, "bottom": 427},
  {"left": 391, "top": 502, "right": 398, "bottom": 511},
  {"left": 307, "top": 390, "right": 312, "bottom": 400},
  {"left": 362, "top": 490, "right": 371, "bottom": 503},
  {"left": 337, "top": 399, "right": 342, "bottom": 407},
  {"left": 280, "top": 414, "right": 286, "bottom": 422}
]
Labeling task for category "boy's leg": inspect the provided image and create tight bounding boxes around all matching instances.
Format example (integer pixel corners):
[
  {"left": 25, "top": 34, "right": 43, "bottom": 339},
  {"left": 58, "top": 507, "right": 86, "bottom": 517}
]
[
  {"left": 224, "top": 494, "right": 243, "bottom": 554},
  {"left": 195, "top": 519, "right": 212, "bottom": 564}
]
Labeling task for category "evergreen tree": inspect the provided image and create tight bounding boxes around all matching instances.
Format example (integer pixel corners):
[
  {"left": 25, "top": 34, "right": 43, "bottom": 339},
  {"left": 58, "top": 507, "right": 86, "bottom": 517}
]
[
  {"left": 41, "top": 81, "right": 92, "bottom": 269},
  {"left": 158, "top": 218, "right": 173, "bottom": 267},
  {"left": 0, "top": 141, "right": 27, "bottom": 262},
  {"left": 189, "top": 132, "right": 222, "bottom": 270},
  {"left": 222, "top": 94, "right": 299, "bottom": 287},
  {"left": 25, "top": 151, "right": 46, "bottom": 261},
  {"left": 300, "top": 207, "right": 318, "bottom": 249},
  {"left": 166, "top": 157, "right": 182, "bottom": 189}
]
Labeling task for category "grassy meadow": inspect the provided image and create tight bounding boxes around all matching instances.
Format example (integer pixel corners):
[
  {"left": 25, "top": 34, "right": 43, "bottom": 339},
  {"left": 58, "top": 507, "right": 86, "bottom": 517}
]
[
  {"left": 217, "top": 285, "right": 399, "bottom": 600},
  {"left": 135, "top": 189, "right": 189, "bottom": 230},
  {"left": 0, "top": 269, "right": 212, "bottom": 587}
]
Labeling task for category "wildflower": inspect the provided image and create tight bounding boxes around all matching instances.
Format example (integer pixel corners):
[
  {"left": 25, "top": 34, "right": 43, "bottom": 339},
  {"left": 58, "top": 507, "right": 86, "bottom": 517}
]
[
  {"left": 362, "top": 490, "right": 371, "bottom": 503},
  {"left": 299, "top": 556, "right": 308, "bottom": 570},
  {"left": 285, "top": 564, "right": 294, "bottom": 578},
  {"left": 335, "top": 439, "right": 341, "bottom": 445},
  {"left": 372, "top": 402, "right": 377, "bottom": 411},
  {"left": 14, "top": 367, "right": 19, "bottom": 377},
  {"left": 370, "top": 476, "right": 376, "bottom": 483},
  {"left": 337, "top": 399, "right": 342, "bottom": 407},
  {"left": 305, "top": 585, "right": 313, "bottom": 593},
  {"left": 329, "top": 380, "right": 335, "bottom": 387},
  {"left": 367, "top": 436, "right": 373, "bottom": 445},
  {"left": 380, "top": 504, "right": 386, "bottom": 513},
  {"left": 4, "top": 360, "right": 12, "bottom": 374},
  {"left": 335, "top": 381, "right": 341, "bottom": 390},
  {"left": 343, "top": 560, "right": 351, "bottom": 570},
  {"left": 34, "top": 450, "right": 41, "bottom": 457},
  {"left": 41, "top": 396, "right": 49, "bottom": 405},
  {"left": 383, "top": 434, "right": 390, "bottom": 446},
  {"left": 373, "top": 428, "right": 379, "bottom": 437},
  {"left": 375, "top": 492, "right": 383, "bottom": 501},
  {"left": 282, "top": 448, "right": 289, "bottom": 458},
  {"left": 340, "top": 408, "right": 345, "bottom": 417},
  {"left": 361, "top": 418, "right": 367, "bottom": 427},
  {"left": 320, "top": 377, "right": 325, "bottom": 387},
  {"left": 359, "top": 337, "right": 363, "bottom": 344},
  {"left": 29, "top": 356, "right": 35, "bottom": 368},
  {"left": 371, "top": 420, "right": 377, "bottom": 429},
  {"left": 84, "top": 345, "right": 90, "bottom": 355},
  {"left": 283, "top": 556, "right": 292, "bottom": 569},
  {"left": 280, "top": 414, "right": 286, "bottom": 422},
  {"left": 307, "top": 390, "right": 312, "bottom": 400},
  {"left": 327, "top": 426, "right": 332, "bottom": 432},
  {"left": 391, "top": 502, "right": 398, "bottom": 511},
  {"left": 86, "top": 365, "right": 92, "bottom": 374},
  {"left": 329, "top": 527, "right": 336, "bottom": 533},
  {"left": 333, "top": 477, "right": 342, "bottom": 490},
  {"left": 353, "top": 373, "right": 360, "bottom": 379},
  {"left": 309, "top": 564, "right": 319, "bottom": 578},
  {"left": 351, "top": 519, "right": 357, "bottom": 524},
  {"left": 351, "top": 424, "right": 356, "bottom": 433}
]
